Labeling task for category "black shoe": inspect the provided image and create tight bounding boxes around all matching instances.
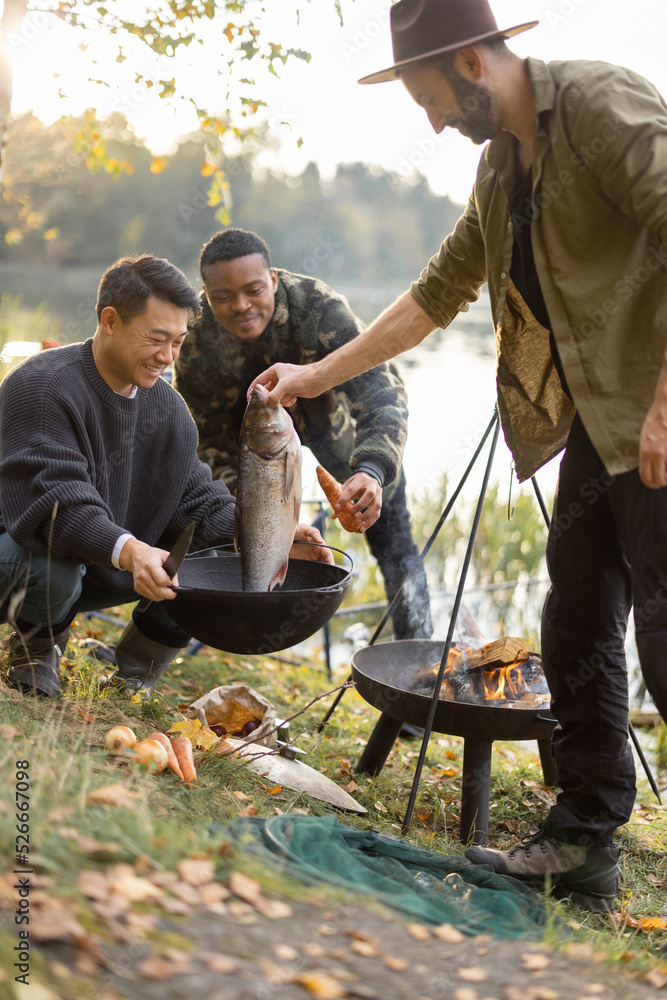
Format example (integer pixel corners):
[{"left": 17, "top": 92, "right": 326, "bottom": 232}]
[
  {"left": 6, "top": 628, "right": 69, "bottom": 698},
  {"left": 465, "top": 831, "right": 619, "bottom": 913}
]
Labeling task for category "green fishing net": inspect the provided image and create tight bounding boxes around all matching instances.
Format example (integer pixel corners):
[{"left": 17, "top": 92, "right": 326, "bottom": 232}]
[{"left": 224, "top": 815, "right": 547, "bottom": 938}]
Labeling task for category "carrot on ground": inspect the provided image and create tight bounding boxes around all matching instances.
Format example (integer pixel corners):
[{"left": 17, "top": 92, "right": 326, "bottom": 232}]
[
  {"left": 316, "top": 465, "right": 361, "bottom": 533},
  {"left": 147, "top": 731, "right": 184, "bottom": 781},
  {"left": 171, "top": 735, "right": 197, "bottom": 785}
]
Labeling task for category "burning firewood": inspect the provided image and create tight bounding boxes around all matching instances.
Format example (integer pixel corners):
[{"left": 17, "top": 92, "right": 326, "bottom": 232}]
[{"left": 464, "top": 636, "right": 529, "bottom": 671}]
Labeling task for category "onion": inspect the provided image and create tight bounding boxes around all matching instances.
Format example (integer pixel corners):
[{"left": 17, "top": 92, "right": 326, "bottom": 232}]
[
  {"left": 105, "top": 726, "right": 137, "bottom": 753},
  {"left": 132, "top": 739, "right": 169, "bottom": 771}
]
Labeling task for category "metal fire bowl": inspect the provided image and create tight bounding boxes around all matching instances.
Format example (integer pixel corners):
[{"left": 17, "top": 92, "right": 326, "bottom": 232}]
[
  {"left": 169, "top": 544, "right": 353, "bottom": 655},
  {"left": 351, "top": 639, "right": 556, "bottom": 742}
]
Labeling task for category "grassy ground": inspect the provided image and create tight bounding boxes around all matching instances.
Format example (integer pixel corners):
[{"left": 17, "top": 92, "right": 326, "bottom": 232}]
[{"left": 1, "top": 609, "right": 666, "bottom": 998}]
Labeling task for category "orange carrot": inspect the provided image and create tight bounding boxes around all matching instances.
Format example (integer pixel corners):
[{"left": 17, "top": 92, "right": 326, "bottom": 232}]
[
  {"left": 147, "top": 731, "right": 184, "bottom": 781},
  {"left": 171, "top": 735, "right": 197, "bottom": 785},
  {"left": 316, "top": 465, "right": 362, "bottom": 533}
]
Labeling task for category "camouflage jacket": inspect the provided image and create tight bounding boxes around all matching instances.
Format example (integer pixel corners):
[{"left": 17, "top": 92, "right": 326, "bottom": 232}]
[{"left": 174, "top": 270, "right": 409, "bottom": 493}]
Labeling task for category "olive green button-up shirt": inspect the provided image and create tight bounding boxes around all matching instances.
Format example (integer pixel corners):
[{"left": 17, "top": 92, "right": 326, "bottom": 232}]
[{"left": 411, "top": 57, "right": 667, "bottom": 481}]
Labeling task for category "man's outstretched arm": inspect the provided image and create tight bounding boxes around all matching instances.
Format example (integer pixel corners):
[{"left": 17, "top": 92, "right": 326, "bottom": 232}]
[{"left": 250, "top": 291, "right": 437, "bottom": 407}]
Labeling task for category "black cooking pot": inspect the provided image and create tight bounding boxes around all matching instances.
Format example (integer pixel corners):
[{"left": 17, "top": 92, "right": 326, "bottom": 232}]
[
  {"left": 169, "top": 544, "right": 353, "bottom": 655},
  {"left": 352, "top": 640, "right": 556, "bottom": 742}
]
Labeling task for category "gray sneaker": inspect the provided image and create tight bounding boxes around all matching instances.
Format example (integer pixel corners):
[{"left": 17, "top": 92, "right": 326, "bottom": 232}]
[{"left": 465, "top": 831, "right": 619, "bottom": 912}]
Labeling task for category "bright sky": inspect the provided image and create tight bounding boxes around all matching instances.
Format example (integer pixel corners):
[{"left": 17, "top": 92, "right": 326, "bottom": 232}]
[{"left": 6, "top": 0, "right": 667, "bottom": 204}]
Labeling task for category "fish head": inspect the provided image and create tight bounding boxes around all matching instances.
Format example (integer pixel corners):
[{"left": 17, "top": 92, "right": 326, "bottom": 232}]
[{"left": 241, "top": 385, "right": 295, "bottom": 459}]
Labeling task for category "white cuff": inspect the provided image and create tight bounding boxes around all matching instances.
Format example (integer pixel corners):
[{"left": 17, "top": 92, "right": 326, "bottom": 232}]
[{"left": 112, "top": 533, "right": 135, "bottom": 569}]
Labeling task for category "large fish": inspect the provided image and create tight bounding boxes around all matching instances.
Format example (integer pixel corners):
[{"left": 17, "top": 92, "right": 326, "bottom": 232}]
[{"left": 234, "top": 385, "right": 302, "bottom": 591}]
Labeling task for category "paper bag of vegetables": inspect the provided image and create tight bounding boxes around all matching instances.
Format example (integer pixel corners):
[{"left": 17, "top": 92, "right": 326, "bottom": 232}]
[{"left": 185, "top": 683, "right": 277, "bottom": 748}]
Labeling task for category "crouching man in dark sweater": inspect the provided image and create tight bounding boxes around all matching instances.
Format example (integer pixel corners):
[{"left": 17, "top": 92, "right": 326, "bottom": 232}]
[{"left": 0, "top": 254, "right": 329, "bottom": 698}]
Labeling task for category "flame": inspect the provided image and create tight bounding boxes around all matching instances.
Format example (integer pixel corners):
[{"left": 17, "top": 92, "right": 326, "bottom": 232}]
[{"left": 482, "top": 660, "right": 525, "bottom": 701}]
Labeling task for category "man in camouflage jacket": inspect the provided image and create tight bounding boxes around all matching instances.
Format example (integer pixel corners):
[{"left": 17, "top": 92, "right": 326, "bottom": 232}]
[{"left": 174, "top": 228, "right": 432, "bottom": 641}]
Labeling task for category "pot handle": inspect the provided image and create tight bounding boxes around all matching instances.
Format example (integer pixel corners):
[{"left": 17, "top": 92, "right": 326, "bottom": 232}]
[{"left": 289, "top": 540, "right": 354, "bottom": 588}]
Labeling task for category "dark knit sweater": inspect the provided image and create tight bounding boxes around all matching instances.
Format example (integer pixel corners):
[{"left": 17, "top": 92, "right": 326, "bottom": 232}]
[{"left": 0, "top": 339, "right": 236, "bottom": 593}]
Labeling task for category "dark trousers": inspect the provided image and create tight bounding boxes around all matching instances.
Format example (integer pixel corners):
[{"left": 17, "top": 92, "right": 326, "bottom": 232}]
[
  {"left": 541, "top": 414, "right": 667, "bottom": 846},
  {"left": 364, "top": 469, "right": 432, "bottom": 640}
]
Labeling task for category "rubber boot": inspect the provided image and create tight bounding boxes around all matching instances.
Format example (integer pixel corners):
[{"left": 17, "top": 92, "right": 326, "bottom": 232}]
[
  {"left": 6, "top": 627, "right": 70, "bottom": 698},
  {"left": 635, "top": 634, "right": 667, "bottom": 723},
  {"left": 99, "top": 620, "right": 184, "bottom": 697}
]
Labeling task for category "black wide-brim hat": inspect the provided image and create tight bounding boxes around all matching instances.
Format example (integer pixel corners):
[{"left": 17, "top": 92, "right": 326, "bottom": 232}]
[{"left": 359, "top": 0, "right": 538, "bottom": 85}]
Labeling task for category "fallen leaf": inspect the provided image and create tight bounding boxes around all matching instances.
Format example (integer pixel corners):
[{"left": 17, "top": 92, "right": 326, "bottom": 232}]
[
  {"left": 374, "top": 801, "right": 388, "bottom": 813},
  {"left": 352, "top": 939, "right": 379, "bottom": 957},
  {"left": 296, "top": 972, "right": 348, "bottom": 999},
  {"left": 384, "top": 955, "right": 408, "bottom": 971},
  {"left": 637, "top": 915, "right": 667, "bottom": 931},
  {"left": 107, "top": 865, "right": 162, "bottom": 903},
  {"left": 29, "top": 899, "right": 86, "bottom": 943},
  {"left": 441, "top": 767, "right": 458, "bottom": 777},
  {"left": 77, "top": 706, "right": 94, "bottom": 724},
  {"left": 457, "top": 966, "right": 488, "bottom": 983},
  {"left": 87, "top": 783, "right": 139, "bottom": 808},
  {"left": 157, "top": 897, "right": 191, "bottom": 916},
  {"left": 644, "top": 967, "right": 667, "bottom": 989},
  {"left": 304, "top": 942, "right": 327, "bottom": 957},
  {"left": 200, "top": 881, "right": 230, "bottom": 903},
  {"left": 78, "top": 869, "right": 110, "bottom": 901},
  {"left": 261, "top": 958, "right": 295, "bottom": 985},
  {"left": 273, "top": 943, "right": 299, "bottom": 961},
  {"left": 453, "top": 989, "right": 478, "bottom": 1000},
  {"left": 195, "top": 726, "right": 220, "bottom": 750},
  {"left": 582, "top": 987, "right": 606, "bottom": 996},
  {"left": 178, "top": 858, "right": 215, "bottom": 887},
  {"left": 521, "top": 952, "right": 551, "bottom": 971},
  {"left": 229, "top": 870, "right": 262, "bottom": 903},
  {"left": 200, "top": 952, "right": 239, "bottom": 972},
  {"left": 266, "top": 785, "right": 283, "bottom": 794},
  {"left": 136, "top": 955, "right": 176, "bottom": 980},
  {"left": 161, "top": 948, "right": 191, "bottom": 971},
  {"left": 432, "top": 923, "right": 465, "bottom": 943},
  {"left": 92, "top": 893, "right": 130, "bottom": 920},
  {"left": 408, "top": 923, "right": 431, "bottom": 941},
  {"left": 237, "top": 804, "right": 257, "bottom": 817},
  {"left": 125, "top": 910, "right": 159, "bottom": 934},
  {"left": 233, "top": 790, "right": 254, "bottom": 801},
  {"left": 254, "top": 896, "right": 293, "bottom": 919},
  {"left": 0, "top": 723, "right": 18, "bottom": 739},
  {"left": 647, "top": 873, "right": 667, "bottom": 887},
  {"left": 170, "top": 881, "right": 201, "bottom": 905},
  {"left": 165, "top": 718, "right": 202, "bottom": 741}
]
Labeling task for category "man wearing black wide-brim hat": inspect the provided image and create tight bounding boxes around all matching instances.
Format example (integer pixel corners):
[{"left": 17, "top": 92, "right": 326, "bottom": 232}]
[{"left": 251, "top": 0, "right": 667, "bottom": 910}]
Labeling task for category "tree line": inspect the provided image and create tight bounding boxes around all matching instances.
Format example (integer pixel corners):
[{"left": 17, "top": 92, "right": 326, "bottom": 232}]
[{"left": 0, "top": 112, "right": 464, "bottom": 325}]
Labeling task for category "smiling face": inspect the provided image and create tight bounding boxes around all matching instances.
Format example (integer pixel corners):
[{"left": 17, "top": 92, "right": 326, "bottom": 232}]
[
  {"left": 202, "top": 254, "right": 278, "bottom": 341},
  {"left": 94, "top": 295, "right": 188, "bottom": 395},
  {"left": 401, "top": 60, "right": 501, "bottom": 146}
]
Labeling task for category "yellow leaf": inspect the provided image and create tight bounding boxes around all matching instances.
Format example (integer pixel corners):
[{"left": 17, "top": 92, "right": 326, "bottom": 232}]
[
  {"left": 195, "top": 726, "right": 219, "bottom": 750},
  {"left": 296, "top": 973, "right": 347, "bottom": 999},
  {"left": 4, "top": 229, "right": 23, "bottom": 245},
  {"left": 441, "top": 767, "right": 457, "bottom": 777},
  {"left": 266, "top": 785, "right": 283, "bottom": 794},
  {"left": 150, "top": 156, "right": 167, "bottom": 174},
  {"left": 200, "top": 161, "right": 217, "bottom": 177},
  {"left": 637, "top": 916, "right": 667, "bottom": 931},
  {"left": 43, "top": 228, "right": 59, "bottom": 241},
  {"left": 166, "top": 718, "right": 201, "bottom": 741}
]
